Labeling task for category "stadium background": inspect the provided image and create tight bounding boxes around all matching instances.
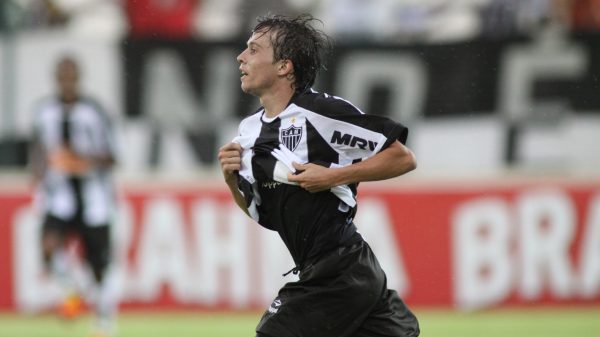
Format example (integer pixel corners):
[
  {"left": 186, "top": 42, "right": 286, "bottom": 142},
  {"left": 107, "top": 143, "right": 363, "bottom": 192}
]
[{"left": 1, "top": 0, "right": 599, "bottom": 336}]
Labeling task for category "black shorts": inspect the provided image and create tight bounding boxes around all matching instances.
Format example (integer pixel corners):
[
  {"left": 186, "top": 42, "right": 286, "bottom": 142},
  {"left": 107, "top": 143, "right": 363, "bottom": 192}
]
[
  {"left": 42, "top": 213, "right": 111, "bottom": 277},
  {"left": 256, "top": 240, "right": 420, "bottom": 337}
]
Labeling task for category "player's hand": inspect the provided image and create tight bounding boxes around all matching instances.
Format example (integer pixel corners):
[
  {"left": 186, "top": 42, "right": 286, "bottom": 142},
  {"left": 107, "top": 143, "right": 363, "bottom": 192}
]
[
  {"left": 287, "top": 162, "right": 336, "bottom": 193},
  {"left": 218, "top": 142, "right": 242, "bottom": 185},
  {"left": 48, "top": 147, "right": 91, "bottom": 175}
]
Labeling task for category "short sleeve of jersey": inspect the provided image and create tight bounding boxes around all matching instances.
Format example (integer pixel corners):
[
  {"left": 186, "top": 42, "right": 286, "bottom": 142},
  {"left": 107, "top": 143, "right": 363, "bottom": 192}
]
[
  {"left": 296, "top": 93, "right": 409, "bottom": 162},
  {"left": 83, "top": 98, "right": 118, "bottom": 161}
]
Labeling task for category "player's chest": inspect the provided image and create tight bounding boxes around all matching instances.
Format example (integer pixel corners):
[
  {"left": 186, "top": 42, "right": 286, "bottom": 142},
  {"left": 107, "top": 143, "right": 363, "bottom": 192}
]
[{"left": 258, "top": 114, "right": 308, "bottom": 153}]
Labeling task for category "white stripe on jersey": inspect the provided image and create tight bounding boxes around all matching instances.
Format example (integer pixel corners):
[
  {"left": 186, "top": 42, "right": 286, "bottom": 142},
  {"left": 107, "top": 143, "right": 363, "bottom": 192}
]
[
  {"left": 322, "top": 92, "right": 366, "bottom": 115},
  {"left": 286, "top": 104, "right": 387, "bottom": 161}
]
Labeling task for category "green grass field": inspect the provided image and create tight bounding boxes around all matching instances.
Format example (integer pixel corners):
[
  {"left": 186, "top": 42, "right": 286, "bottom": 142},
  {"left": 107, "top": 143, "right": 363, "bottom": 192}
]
[{"left": 1, "top": 308, "right": 599, "bottom": 337}]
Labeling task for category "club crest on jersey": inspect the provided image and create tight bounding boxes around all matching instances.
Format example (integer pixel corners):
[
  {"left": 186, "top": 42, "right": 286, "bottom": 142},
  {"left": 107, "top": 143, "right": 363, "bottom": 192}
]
[{"left": 280, "top": 125, "right": 302, "bottom": 152}]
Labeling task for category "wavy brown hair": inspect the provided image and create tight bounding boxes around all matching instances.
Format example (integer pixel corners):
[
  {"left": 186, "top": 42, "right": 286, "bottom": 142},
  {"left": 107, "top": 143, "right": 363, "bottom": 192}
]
[{"left": 253, "top": 14, "right": 331, "bottom": 92}]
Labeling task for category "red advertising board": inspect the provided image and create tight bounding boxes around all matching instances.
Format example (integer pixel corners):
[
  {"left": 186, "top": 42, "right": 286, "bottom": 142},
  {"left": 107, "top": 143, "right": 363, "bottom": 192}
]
[{"left": 1, "top": 181, "right": 599, "bottom": 312}]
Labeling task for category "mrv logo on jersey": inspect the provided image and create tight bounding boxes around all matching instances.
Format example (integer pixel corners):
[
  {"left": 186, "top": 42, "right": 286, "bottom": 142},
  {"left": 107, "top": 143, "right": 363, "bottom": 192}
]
[{"left": 330, "top": 131, "right": 378, "bottom": 151}]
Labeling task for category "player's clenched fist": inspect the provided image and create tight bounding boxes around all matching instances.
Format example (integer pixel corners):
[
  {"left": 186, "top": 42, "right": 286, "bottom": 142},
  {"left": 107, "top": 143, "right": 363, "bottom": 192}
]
[{"left": 218, "top": 142, "right": 242, "bottom": 184}]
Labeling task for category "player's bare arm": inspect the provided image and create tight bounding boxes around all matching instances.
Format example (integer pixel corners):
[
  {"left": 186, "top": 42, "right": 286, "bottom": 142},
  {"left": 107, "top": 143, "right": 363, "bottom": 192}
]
[
  {"left": 29, "top": 135, "right": 46, "bottom": 187},
  {"left": 218, "top": 142, "right": 249, "bottom": 215},
  {"left": 288, "top": 140, "right": 416, "bottom": 193}
]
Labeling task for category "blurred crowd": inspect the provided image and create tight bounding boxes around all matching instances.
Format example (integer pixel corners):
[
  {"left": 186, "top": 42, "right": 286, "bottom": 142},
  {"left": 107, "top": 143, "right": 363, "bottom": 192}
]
[{"left": 0, "top": 0, "right": 599, "bottom": 43}]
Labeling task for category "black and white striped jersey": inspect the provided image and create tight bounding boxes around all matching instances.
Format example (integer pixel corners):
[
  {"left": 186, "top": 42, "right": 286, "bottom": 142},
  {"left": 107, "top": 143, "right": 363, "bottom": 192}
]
[
  {"left": 32, "top": 96, "right": 117, "bottom": 226},
  {"left": 234, "top": 89, "right": 408, "bottom": 268}
]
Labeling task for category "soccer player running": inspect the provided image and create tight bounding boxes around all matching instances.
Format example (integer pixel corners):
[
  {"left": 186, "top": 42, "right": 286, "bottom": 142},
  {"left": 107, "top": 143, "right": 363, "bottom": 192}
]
[
  {"left": 218, "top": 14, "right": 420, "bottom": 337},
  {"left": 30, "top": 56, "right": 119, "bottom": 337}
]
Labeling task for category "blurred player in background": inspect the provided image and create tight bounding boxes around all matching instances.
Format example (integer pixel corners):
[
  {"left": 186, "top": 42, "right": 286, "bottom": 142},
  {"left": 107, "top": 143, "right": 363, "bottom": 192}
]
[
  {"left": 30, "top": 56, "right": 119, "bottom": 337},
  {"left": 219, "top": 14, "right": 420, "bottom": 337}
]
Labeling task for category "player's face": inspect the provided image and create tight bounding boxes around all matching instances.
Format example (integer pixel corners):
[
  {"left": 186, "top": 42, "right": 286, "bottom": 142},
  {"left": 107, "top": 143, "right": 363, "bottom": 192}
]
[
  {"left": 236, "top": 29, "right": 280, "bottom": 96},
  {"left": 56, "top": 60, "right": 80, "bottom": 102}
]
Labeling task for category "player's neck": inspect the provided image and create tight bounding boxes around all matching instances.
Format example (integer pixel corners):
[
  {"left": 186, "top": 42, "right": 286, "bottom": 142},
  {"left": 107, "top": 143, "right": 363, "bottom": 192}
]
[
  {"left": 260, "top": 83, "right": 295, "bottom": 118},
  {"left": 59, "top": 92, "right": 79, "bottom": 105}
]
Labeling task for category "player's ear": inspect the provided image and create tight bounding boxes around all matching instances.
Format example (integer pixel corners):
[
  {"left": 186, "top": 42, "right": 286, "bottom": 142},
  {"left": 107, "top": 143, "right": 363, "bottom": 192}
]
[{"left": 278, "top": 59, "right": 294, "bottom": 76}]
